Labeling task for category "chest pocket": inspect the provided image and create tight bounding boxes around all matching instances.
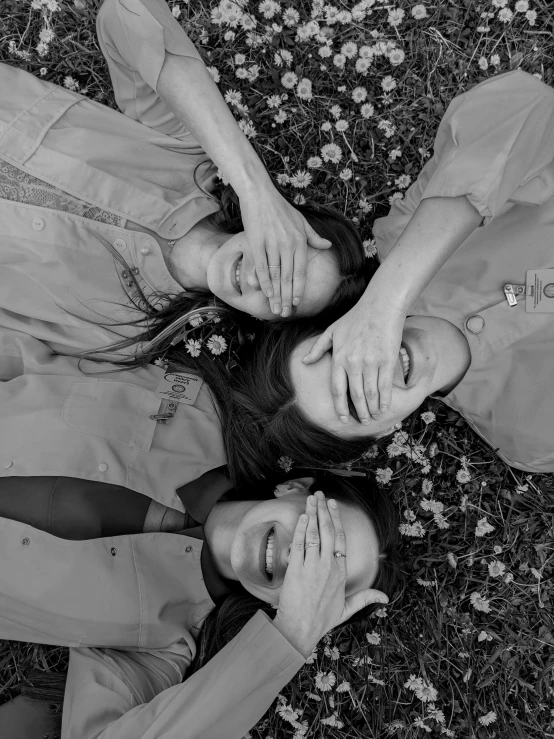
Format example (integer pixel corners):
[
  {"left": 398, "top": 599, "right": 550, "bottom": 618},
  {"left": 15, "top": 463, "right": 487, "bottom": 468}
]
[{"left": 62, "top": 380, "right": 162, "bottom": 450}]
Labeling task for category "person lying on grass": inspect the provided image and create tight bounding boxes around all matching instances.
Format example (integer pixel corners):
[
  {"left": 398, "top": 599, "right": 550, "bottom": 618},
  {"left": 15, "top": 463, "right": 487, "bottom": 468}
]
[
  {"left": 0, "top": 0, "right": 371, "bottom": 364},
  {"left": 295, "top": 68, "right": 554, "bottom": 474},
  {"left": 0, "top": 473, "right": 399, "bottom": 739}
]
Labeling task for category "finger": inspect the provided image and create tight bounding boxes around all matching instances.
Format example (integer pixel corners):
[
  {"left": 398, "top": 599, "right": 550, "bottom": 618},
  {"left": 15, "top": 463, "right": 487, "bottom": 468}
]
[
  {"left": 279, "top": 248, "right": 294, "bottom": 317},
  {"left": 289, "top": 511, "right": 309, "bottom": 568},
  {"left": 342, "top": 589, "right": 389, "bottom": 623},
  {"left": 330, "top": 363, "right": 350, "bottom": 423},
  {"left": 362, "top": 368, "right": 381, "bottom": 421},
  {"left": 246, "top": 265, "right": 261, "bottom": 289},
  {"left": 291, "top": 242, "right": 307, "bottom": 310},
  {"left": 377, "top": 365, "right": 393, "bottom": 414},
  {"left": 305, "top": 223, "right": 332, "bottom": 250},
  {"left": 267, "top": 260, "right": 282, "bottom": 316},
  {"left": 327, "top": 497, "right": 347, "bottom": 571},
  {"left": 304, "top": 493, "right": 320, "bottom": 556},
  {"left": 315, "top": 490, "right": 335, "bottom": 555},
  {"left": 301, "top": 331, "right": 333, "bottom": 364},
  {"left": 347, "top": 367, "right": 372, "bottom": 426},
  {"left": 254, "top": 256, "right": 274, "bottom": 300}
]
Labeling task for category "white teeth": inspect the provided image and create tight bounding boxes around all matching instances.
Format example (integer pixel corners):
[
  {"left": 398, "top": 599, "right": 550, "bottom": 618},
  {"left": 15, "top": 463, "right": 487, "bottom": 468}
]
[
  {"left": 399, "top": 347, "right": 410, "bottom": 380},
  {"left": 235, "top": 258, "right": 242, "bottom": 291},
  {"left": 265, "top": 530, "right": 274, "bottom": 576}
]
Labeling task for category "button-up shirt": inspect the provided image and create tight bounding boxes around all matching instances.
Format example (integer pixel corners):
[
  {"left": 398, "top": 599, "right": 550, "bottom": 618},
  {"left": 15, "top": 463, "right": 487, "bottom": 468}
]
[
  {"left": 373, "top": 70, "right": 554, "bottom": 473},
  {"left": 0, "top": 0, "right": 227, "bottom": 503},
  {"left": 0, "top": 472, "right": 305, "bottom": 739}
]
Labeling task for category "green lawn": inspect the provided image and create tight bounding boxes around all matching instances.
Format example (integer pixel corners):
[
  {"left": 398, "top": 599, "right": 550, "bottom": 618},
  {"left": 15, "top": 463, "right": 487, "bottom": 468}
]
[{"left": 1, "top": 0, "right": 553, "bottom": 736}]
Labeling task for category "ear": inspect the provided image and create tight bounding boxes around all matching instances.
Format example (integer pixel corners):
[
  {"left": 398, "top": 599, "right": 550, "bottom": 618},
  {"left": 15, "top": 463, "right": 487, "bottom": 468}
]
[{"left": 274, "top": 476, "right": 315, "bottom": 497}]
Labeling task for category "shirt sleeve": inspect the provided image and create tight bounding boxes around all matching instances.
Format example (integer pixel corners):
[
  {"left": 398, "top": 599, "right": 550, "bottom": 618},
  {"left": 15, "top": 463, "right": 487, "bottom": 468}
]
[
  {"left": 419, "top": 70, "right": 554, "bottom": 224},
  {"left": 96, "top": 0, "right": 205, "bottom": 138},
  {"left": 62, "top": 611, "right": 306, "bottom": 739}
]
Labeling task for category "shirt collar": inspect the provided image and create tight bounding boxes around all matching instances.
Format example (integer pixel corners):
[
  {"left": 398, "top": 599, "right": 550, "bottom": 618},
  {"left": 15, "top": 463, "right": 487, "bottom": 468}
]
[{"left": 177, "top": 467, "right": 243, "bottom": 604}]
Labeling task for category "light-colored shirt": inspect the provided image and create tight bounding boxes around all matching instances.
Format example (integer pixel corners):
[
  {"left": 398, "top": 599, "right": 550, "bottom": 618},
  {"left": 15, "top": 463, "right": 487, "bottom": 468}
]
[
  {"left": 0, "top": 514, "right": 304, "bottom": 739},
  {"left": 0, "top": 0, "right": 228, "bottom": 504},
  {"left": 373, "top": 70, "right": 554, "bottom": 473}
]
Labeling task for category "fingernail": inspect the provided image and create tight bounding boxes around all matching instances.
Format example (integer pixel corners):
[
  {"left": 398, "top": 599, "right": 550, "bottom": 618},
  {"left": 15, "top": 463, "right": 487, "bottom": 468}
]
[
  {"left": 372, "top": 414, "right": 381, "bottom": 421},
  {"left": 293, "top": 297, "right": 300, "bottom": 306},
  {"left": 299, "top": 514, "right": 308, "bottom": 523},
  {"left": 308, "top": 495, "right": 316, "bottom": 505},
  {"left": 339, "top": 415, "right": 348, "bottom": 424},
  {"left": 266, "top": 289, "right": 273, "bottom": 298},
  {"left": 381, "top": 405, "right": 389, "bottom": 412},
  {"left": 273, "top": 304, "right": 281, "bottom": 314},
  {"left": 361, "top": 418, "right": 371, "bottom": 426},
  {"left": 315, "top": 490, "right": 325, "bottom": 500},
  {"left": 328, "top": 499, "right": 337, "bottom": 508},
  {"left": 281, "top": 307, "right": 290, "bottom": 317}
]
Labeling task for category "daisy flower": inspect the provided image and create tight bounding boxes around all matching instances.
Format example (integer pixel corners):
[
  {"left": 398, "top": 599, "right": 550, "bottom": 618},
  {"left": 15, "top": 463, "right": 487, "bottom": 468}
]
[
  {"left": 314, "top": 671, "right": 336, "bottom": 691},
  {"left": 414, "top": 681, "right": 438, "bottom": 703},
  {"left": 488, "top": 560, "right": 506, "bottom": 577},
  {"left": 238, "top": 119, "right": 256, "bottom": 138},
  {"left": 335, "top": 119, "right": 348, "bottom": 132},
  {"left": 411, "top": 4, "right": 427, "bottom": 19},
  {"left": 498, "top": 7, "right": 513, "bottom": 22},
  {"left": 398, "top": 521, "right": 425, "bottom": 537},
  {"left": 420, "top": 410, "right": 435, "bottom": 424},
  {"left": 336, "top": 681, "right": 351, "bottom": 692},
  {"left": 381, "top": 75, "right": 397, "bottom": 92},
  {"left": 321, "top": 143, "right": 343, "bottom": 163},
  {"left": 339, "top": 167, "right": 352, "bottom": 181},
  {"left": 478, "top": 56, "right": 488, "bottom": 70},
  {"left": 387, "top": 7, "right": 405, "bottom": 26},
  {"left": 388, "top": 48, "right": 405, "bottom": 66},
  {"left": 63, "top": 76, "right": 79, "bottom": 91},
  {"left": 320, "top": 713, "right": 344, "bottom": 728},
  {"left": 479, "top": 711, "right": 498, "bottom": 726},
  {"left": 277, "top": 455, "right": 293, "bottom": 471},
  {"left": 355, "top": 58, "right": 371, "bottom": 75},
  {"left": 185, "top": 339, "right": 202, "bottom": 357},
  {"left": 526, "top": 9, "right": 537, "bottom": 24},
  {"left": 274, "top": 110, "right": 288, "bottom": 124},
  {"left": 375, "top": 467, "right": 393, "bottom": 485},
  {"left": 456, "top": 468, "right": 471, "bottom": 484},
  {"left": 341, "top": 41, "right": 358, "bottom": 58},
  {"left": 321, "top": 120, "right": 333, "bottom": 131},
  {"left": 359, "top": 45, "right": 373, "bottom": 59},
  {"left": 277, "top": 704, "right": 299, "bottom": 723},
  {"left": 362, "top": 237, "right": 377, "bottom": 254},
  {"left": 206, "top": 335, "right": 227, "bottom": 355},
  {"left": 290, "top": 170, "right": 312, "bottom": 188},
  {"left": 225, "top": 89, "right": 243, "bottom": 105},
  {"left": 266, "top": 94, "right": 282, "bottom": 108},
  {"left": 296, "top": 78, "right": 313, "bottom": 100},
  {"left": 360, "top": 102, "right": 374, "bottom": 118},
  {"left": 351, "top": 86, "right": 367, "bottom": 102},
  {"left": 206, "top": 66, "right": 220, "bottom": 83},
  {"left": 514, "top": 0, "right": 529, "bottom": 10},
  {"left": 281, "top": 71, "right": 298, "bottom": 88},
  {"left": 282, "top": 6, "right": 300, "bottom": 25},
  {"left": 307, "top": 156, "right": 322, "bottom": 168},
  {"left": 470, "top": 591, "right": 491, "bottom": 612},
  {"left": 258, "top": 0, "right": 280, "bottom": 18},
  {"left": 366, "top": 631, "right": 381, "bottom": 645},
  {"left": 333, "top": 53, "right": 346, "bottom": 68},
  {"left": 318, "top": 45, "right": 332, "bottom": 58}
]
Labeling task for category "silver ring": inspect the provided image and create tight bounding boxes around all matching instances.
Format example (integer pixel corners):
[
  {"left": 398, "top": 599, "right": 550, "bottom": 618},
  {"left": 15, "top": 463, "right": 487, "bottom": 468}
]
[
  {"left": 268, "top": 265, "right": 280, "bottom": 268},
  {"left": 334, "top": 551, "right": 347, "bottom": 558},
  {"left": 305, "top": 542, "right": 319, "bottom": 549}
]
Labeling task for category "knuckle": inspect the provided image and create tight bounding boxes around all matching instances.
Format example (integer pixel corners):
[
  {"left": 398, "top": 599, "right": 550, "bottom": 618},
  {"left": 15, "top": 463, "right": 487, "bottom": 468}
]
[
  {"left": 331, "top": 386, "right": 343, "bottom": 399},
  {"left": 281, "top": 272, "right": 293, "bottom": 284},
  {"left": 323, "top": 522, "right": 335, "bottom": 534},
  {"left": 350, "top": 389, "right": 363, "bottom": 401},
  {"left": 294, "top": 540, "right": 304, "bottom": 551},
  {"left": 335, "top": 529, "right": 347, "bottom": 543},
  {"left": 294, "top": 266, "right": 307, "bottom": 279}
]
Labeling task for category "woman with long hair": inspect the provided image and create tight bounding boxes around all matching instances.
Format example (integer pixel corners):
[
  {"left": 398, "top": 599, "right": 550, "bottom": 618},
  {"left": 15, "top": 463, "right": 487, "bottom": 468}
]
[
  {"left": 0, "top": 471, "right": 401, "bottom": 738},
  {"left": 0, "top": 0, "right": 371, "bottom": 364},
  {"left": 288, "top": 69, "right": 554, "bottom": 473}
]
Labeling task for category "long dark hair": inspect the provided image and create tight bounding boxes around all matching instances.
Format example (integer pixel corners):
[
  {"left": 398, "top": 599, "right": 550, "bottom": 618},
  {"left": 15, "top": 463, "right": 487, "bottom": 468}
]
[
  {"left": 81, "top": 182, "right": 374, "bottom": 366},
  {"left": 19, "top": 471, "right": 402, "bottom": 738}
]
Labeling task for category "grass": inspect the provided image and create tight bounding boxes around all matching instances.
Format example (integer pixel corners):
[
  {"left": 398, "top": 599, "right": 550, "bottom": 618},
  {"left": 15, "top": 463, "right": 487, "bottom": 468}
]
[{"left": 1, "top": 0, "right": 554, "bottom": 736}]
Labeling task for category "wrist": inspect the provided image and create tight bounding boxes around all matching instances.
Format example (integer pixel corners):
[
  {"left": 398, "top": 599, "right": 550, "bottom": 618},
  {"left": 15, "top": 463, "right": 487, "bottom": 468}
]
[
  {"left": 231, "top": 157, "right": 274, "bottom": 198},
  {"left": 272, "top": 615, "right": 317, "bottom": 659}
]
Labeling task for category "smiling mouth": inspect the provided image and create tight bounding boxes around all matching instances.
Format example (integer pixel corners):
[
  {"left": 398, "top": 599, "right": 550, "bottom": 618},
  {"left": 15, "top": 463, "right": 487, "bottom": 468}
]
[
  {"left": 232, "top": 255, "right": 243, "bottom": 295},
  {"left": 399, "top": 345, "right": 410, "bottom": 381}
]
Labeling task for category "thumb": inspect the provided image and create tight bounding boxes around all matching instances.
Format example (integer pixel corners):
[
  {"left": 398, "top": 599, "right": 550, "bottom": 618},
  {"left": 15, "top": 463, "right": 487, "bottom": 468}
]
[
  {"left": 247, "top": 264, "right": 261, "bottom": 289},
  {"left": 305, "top": 223, "right": 332, "bottom": 250},
  {"left": 341, "top": 589, "right": 389, "bottom": 623},
  {"left": 301, "top": 331, "right": 333, "bottom": 364}
]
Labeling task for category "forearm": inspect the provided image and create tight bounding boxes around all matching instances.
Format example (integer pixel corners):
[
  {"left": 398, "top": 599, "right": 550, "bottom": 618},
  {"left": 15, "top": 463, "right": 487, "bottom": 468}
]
[
  {"left": 365, "top": 195, "right": 482, "bottom": 313},
  {"left": 157, "top": 51, "right": 271, "bottom": 197}
]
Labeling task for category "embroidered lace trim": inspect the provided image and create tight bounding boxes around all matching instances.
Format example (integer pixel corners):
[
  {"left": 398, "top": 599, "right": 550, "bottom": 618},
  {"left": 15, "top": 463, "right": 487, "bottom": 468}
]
[{"left": 0, "top": 158, "right": 126, "bottom": 227}]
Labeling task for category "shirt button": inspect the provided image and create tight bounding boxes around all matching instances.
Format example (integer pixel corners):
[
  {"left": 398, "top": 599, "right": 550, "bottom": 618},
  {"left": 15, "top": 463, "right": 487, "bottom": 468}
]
[
  {"left": 32, "top": 217, "right": 45, "bottom": 231},
  {"left": 114, "top": 238, "right": 127, "bottom": 250},
  {"left": 3, "top": 460, "right": 13, "bottom": 469},
  {"left": 140, "top": 247, "right": 151, "bottom": 256},
  {"left": 110, "top": 547, "right": 117, "bottom": 556},
  {"left": 465, "top": 315, "right": 485, "bottom": 335},
  {"left": 98, "top": 463, "right": 108, "bottom": 472},
  {"left": 185, "top": 546, "right": 193, "bottom": 553},
  {"left": 21, "top": 538, "right": 30, "bottom": 547}
]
